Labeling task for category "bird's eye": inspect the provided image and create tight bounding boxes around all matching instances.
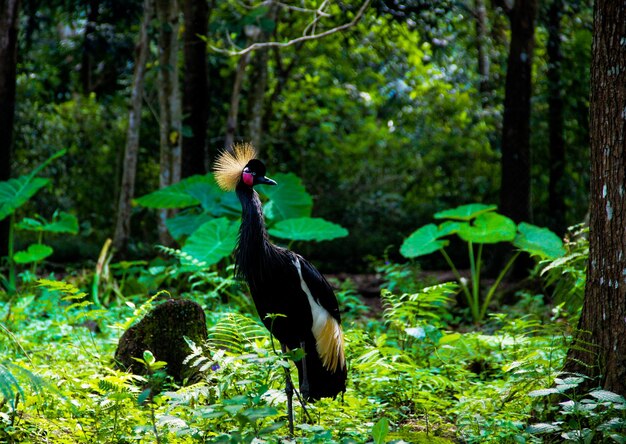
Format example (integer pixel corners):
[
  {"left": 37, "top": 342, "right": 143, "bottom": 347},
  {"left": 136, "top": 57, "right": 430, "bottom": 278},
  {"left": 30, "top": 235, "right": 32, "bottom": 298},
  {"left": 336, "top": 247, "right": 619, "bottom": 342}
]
[{"left": 252, "top": 172, "right": 256, "bottom": 176}]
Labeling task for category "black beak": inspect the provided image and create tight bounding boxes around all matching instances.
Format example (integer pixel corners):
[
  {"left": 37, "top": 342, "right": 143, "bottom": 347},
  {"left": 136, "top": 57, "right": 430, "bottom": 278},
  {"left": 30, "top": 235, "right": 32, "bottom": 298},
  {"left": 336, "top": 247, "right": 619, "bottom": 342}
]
[{"left": 257, "top": 176, "right": 277, "bottom": 186}]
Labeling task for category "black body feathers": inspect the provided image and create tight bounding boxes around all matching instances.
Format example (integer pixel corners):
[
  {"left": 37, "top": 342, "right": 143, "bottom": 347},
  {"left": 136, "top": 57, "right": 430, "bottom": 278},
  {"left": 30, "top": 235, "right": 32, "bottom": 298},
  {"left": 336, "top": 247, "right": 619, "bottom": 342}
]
[{"left": 234, "top": 184, "right": 347, "bottom": 401}]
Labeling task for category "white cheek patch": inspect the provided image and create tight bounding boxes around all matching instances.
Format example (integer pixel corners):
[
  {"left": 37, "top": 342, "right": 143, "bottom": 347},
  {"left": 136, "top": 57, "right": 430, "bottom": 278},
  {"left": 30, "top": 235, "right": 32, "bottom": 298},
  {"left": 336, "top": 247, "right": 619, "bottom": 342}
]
[{"left": 293, "top": 257, "right": 346, "bottom": 372}]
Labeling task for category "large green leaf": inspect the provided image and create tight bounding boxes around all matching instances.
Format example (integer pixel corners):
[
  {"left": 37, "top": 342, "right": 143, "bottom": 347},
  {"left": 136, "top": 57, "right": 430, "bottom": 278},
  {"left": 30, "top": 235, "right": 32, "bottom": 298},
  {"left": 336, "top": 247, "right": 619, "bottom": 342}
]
[
  {"left": 259, "top": 173, "right": 312, "bottom": 221},
  {"left": 268, "top": 217, "right": 348, "bottom": 242},
  {"left": 13, "top": 244, "right": 54, "bottom": 264},
  {"left": 437, "top": 221, "right": 463, "bottom": 237},
  {"left": 0, "top": 177, "right": 50, "bottom": 221},
  {"left": 166, "top": 212, "right": 213, "bottom": 240},
  {"left": 434, "top": 203, "right": 497, "bottom": 221},
  {"left": 513, "top": 222, "right": 565, "bottom": 259},
  {"left": 135, "top": 175, "right": 207, "bottom": 209},
  {"left": 0, "top": 149, "right": 66, "bottom": 221},
  {"left": 16, "top": 211, "right": 79, "bottom": 234},
  {"left": 182, "top": 218, "right": 239, "bottom": 266},
  {"left": 400, "top": 224, "right": 449, "bottom": 258},
  {"left": 457, "top": 212, "right": 516, "bottom": 244},
  {"left": 185, "top": 174, "right": 241, "bottom": 216}
]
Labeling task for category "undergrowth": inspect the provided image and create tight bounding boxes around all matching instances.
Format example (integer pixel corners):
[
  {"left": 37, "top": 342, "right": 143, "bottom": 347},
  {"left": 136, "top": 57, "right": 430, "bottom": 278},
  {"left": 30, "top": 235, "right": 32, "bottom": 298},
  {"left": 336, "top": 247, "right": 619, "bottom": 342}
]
[{"left": 0, "top": 246, "right": 601, "bottom": 443}]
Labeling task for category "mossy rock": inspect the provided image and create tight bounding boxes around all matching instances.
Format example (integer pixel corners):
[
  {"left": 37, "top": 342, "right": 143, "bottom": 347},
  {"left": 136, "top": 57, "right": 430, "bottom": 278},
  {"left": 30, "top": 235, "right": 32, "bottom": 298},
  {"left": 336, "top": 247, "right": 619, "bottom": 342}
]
[{"left": 114, "top": 298, "right": 207, "bottom": 384}]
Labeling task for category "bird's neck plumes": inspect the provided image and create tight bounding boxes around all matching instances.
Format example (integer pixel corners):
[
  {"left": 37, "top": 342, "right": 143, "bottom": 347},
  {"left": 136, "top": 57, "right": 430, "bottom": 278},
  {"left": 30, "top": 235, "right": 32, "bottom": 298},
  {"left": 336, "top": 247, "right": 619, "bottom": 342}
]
[{"left": 235, "top": 184, "right": 272, "bottom": 284}]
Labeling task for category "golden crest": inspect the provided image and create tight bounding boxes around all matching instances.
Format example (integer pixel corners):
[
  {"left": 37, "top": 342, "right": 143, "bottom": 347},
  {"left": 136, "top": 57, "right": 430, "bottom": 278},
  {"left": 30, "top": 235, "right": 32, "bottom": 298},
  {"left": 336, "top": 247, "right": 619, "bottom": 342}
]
[{"left": 213, "top": 143, "right": 258, "bottom": 191}]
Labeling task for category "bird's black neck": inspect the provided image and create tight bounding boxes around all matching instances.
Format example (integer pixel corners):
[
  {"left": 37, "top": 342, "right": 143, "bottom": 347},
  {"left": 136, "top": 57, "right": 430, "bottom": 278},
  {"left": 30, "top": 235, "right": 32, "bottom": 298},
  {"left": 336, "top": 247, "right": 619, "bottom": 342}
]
[{"left": 235, "top": 184, "right": 273, "bottom": 285}]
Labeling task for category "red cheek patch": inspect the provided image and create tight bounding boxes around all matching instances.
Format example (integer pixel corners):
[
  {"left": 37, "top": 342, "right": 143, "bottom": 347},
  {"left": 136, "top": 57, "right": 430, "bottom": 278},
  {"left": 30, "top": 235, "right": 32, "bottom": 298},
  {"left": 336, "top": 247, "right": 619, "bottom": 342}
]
[{"left": 242, "top": 172, "right": 254, "bottom": 186}]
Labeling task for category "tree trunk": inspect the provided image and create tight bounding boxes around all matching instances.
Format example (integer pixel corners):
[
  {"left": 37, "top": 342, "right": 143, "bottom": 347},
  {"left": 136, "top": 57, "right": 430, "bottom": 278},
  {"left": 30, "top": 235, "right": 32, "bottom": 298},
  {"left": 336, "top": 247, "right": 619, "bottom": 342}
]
[
  {"left": 563, "top": 0, "right": 626, "bottom": 396},
  {"left": 182, "top": 0, "right": 209, "bottom": 177},
  {"left": 499, "top": 0, "right": 537, "bottom": 224},
  {"left": 0, "top": 0, "right": 19, "bottom": 259},
  {"left": 224, "top": 52, "right": 251, "bottom": 149},
  {"left": 81, "top": 0, "right": 100, "bottom": 95},
  {"left": 474, "top": 0, "right": 490, "bottom": 94},
  {"left": 246, "top": 45, "right": 270, "bottom": 150},
  {"left": 112, "top": 0, "right": 154, "bottom": 253},
  {"left": 246, "top": 4, "right": 278, "bottom": 150},
  {"left": 546, "top": 0, "right": 566, "bottom": 236},
  {"left": 156, "top": 0, "right": 182, "bottom": 246}
]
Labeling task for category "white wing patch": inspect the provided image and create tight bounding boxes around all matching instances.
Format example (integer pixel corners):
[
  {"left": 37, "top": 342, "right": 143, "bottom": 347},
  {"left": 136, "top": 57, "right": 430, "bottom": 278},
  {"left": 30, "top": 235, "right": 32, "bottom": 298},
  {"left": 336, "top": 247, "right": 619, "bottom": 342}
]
[{"left": 293, "top": 257, "right": 346, "bottom": 372}]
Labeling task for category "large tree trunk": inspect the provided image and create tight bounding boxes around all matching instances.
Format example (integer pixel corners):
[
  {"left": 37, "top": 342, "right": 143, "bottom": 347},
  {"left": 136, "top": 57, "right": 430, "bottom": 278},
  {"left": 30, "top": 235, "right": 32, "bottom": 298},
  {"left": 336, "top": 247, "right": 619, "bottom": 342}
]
[
  {"left": 546, "top": 0, "right": 566, "bottom": 236},
  {"left": 182, "top": 0, "right": 209, "bottom": 177},
  {"left": 563, "top": 0, "right": 626, "bottom": 396},
  {"left": 156, "top": 0, "right": 182, "bottom": 246},
  {"left": 0, "top": 0, "right": 20, "bottom": 259},
  {"left": 498, "top": 0, "right": 537, "bottom": 224},
  {"left": 112, "top": 0, "right": 154, "bottom": 253}
]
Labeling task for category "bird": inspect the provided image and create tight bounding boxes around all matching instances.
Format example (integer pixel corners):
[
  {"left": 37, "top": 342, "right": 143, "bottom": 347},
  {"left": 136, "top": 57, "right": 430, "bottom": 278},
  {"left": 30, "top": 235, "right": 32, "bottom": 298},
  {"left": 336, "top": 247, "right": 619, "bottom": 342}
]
[{"left": 213, "top": 143, "right": 347, "bottom": 430}]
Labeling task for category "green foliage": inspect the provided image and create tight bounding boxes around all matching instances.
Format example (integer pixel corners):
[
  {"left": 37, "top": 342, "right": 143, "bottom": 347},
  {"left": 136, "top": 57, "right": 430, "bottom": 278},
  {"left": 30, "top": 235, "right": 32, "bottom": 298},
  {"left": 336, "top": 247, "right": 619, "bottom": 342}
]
[
  {"left": 528, "top": 376, "right": 626, "bottom": 443},
  {"left": 0, "top": 151, "right": 77, "bottom": 293},
  {"left": 12, "top": 244, "right": 54, "bottom": 264},
  {"left": 181, "top": 218, "right": 240, "bottom": 267},
  {"left": 1, "top": 1, "right": 598, "bottom": 442},
  {"left": 401, "top": 204, "right": 566, "bottom": 322},
  {"left": 136, "top": 172, "right": 348, "bottom": 266},
  {"left": 539, "top": 224, "right": 589, "bottom": 310},
  {"left": 0, "top": 250, "right": 583, "bottom": 444},
  {"left": 268, "top": 217, "right": 348, "bottom": 242},
  {"left": 259, "top": 173, "right": 313, "bottom": 221}
]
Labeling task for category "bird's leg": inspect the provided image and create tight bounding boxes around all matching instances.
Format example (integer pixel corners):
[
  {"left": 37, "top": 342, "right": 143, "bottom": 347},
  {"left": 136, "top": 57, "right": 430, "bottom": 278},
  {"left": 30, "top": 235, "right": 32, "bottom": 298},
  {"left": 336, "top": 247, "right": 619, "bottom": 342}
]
[
  {"left": 281, "top": 344, "right": 294, "bottom": 436},
  {"left": 299, "top": 341, "right": 310, "bottom": 399}
]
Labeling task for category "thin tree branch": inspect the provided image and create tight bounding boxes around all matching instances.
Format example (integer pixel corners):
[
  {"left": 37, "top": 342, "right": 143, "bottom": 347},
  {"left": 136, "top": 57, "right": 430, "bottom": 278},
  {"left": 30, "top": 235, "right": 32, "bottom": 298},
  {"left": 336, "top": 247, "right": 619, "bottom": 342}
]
[{"left": 210, "top": 0, "right": 371, "bottom": 56}]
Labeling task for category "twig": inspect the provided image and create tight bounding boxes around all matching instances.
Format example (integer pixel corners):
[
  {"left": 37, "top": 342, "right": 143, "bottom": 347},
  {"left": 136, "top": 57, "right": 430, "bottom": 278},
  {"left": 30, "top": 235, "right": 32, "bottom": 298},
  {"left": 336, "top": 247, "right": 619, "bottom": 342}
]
[{"left": 210, "top": 0, "right": 371, "bottom": 56}]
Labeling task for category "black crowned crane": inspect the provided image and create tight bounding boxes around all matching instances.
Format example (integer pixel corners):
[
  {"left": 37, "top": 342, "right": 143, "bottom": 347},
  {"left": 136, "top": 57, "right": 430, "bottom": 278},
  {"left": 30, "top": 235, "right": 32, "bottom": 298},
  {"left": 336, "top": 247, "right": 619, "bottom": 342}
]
[{"left": 213, "top": 143, "right": 347, "bottom": 431}]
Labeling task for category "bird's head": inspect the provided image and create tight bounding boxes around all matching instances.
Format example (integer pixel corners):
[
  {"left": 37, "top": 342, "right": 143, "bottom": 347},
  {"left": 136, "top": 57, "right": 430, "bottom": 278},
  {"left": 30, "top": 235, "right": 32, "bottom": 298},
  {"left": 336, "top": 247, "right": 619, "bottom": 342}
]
[{"left": 214, "top": 143, "right": 277, "bottom": 191}]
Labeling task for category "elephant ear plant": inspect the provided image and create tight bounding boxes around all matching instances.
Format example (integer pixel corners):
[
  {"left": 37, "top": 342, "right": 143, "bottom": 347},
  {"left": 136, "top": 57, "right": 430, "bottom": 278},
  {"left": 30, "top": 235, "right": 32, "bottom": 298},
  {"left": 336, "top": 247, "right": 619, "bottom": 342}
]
[
  {"left": 135, "top": 172, "right": 348, "bottom": 267},
  {"left": 0, "top": 150, "right": 71, "bottom": 294},
  {"left": 400, "top": 203, "right": 566, "bottom": 323}
]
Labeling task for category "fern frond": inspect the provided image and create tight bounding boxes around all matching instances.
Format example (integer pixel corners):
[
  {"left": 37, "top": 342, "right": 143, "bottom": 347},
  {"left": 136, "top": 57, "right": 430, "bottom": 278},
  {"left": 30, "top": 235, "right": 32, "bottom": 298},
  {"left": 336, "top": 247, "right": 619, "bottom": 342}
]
[
  {"left": 207, "top": 312, "right": 267, "bottom": 354},
  {"left": 37, "top": 278, "right": 88, "bottom": 301},
  {"left": 382, "top": 283, "right": 456, "bottom": 325},
  {"left": 157, "top": 245, "right": 207, "bottom": 269},
  {"left": 0, "top": 362, "right": 50, "bottom": 410}
]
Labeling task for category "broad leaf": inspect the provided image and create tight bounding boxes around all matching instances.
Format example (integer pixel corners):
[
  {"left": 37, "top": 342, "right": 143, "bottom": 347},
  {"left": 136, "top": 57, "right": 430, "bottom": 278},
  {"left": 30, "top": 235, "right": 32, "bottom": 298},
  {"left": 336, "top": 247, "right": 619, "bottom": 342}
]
[
  {"left": 166, "top": 212, "right": 213, "bottom": 240},
  {"left": 438, "top": 220, "right": 463, "bottom": 237},
  {"left": 372, "top": 417, "right": 390, "bottom": 444},
  {"left": 0, "top": 177, "right": 50, "bottom": 221},
  {"left": 16, "top": 211, "right": 79, "bottom": 234},
  {"left": 514, "top": 222, "right": 565, "bottom": 259},
  {"left": 13, "top": 244, "right": 54, "bottom": 264},
  {"left": 268, "top": 217, "right": 348, "bottom": 242},
  {"left": 183, "top": 175, "right": 232, "bottom": 216},
  {"left": 259, "top": 173, "right": 312, "bottom": 221},
  {"left": 400, "top": 224, "right": 449, "bottom": 258},
  {"left": 528, "top": 388, "right": 560, "bottom": 397},
  {"left": 434, "top": 203, "right": 497, "bottom": 221},
  {"left": 0, "top": 149, "right": 65, "bottom": 221},
  {"left": 182, "top": 218, "right": 239, "bottom": 266},
  {"left": 589, "top": 390, "right": 626, "bottom": 404},
  {"left": 457, "top": 212, "right": 516, "bottom": 244},
  {"left": 527, "top": 423, "right": 562, "bottom": 434},
  {"left": 135, "top": 175, "right": 207, "bottom": 209}
]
